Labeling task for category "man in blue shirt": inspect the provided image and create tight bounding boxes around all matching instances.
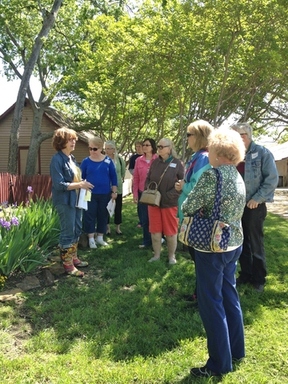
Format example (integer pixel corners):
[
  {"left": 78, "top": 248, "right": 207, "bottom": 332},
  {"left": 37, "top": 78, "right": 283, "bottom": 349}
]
[
  {"left": 128, "top": 141, "right": 143, "bottom": 175},
  {"left": 232, "top": 123, "right": 278, "bottom": 292}
]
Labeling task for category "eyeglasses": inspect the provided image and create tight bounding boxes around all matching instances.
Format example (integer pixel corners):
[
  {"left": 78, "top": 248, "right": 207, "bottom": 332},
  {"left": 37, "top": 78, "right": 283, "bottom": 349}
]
[
  {"left": 142, "top": 144, "right": 151, "bottom": 147},
  {"left": 186, "top": 133, "right": 195, "bottom": 137},
  {"left": 157, "top": 145, "right": 169, "bottom": 150},
  {"left": 88, "top": 147, "right": 98, "bottom": 151}
]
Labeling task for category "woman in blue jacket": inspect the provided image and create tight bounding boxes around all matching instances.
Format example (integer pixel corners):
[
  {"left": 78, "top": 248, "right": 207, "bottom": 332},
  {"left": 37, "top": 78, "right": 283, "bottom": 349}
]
[
  {"left": 50, "top": 128, "right": 93, "bottom": 277},
  {"left": 175, "top": 120, "right": 214, "bottom": 300}
]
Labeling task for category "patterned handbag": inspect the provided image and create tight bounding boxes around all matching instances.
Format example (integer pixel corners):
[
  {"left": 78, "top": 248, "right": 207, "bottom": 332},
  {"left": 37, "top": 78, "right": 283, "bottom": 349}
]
[{"left": 178, "top": 168, "right": 231, "bottom": 252}]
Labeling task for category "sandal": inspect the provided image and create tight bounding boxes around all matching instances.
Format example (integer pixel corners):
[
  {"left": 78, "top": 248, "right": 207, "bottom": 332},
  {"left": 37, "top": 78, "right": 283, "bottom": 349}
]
[{"left": 148, "top": 256, "right": 160, "bottom": 262}]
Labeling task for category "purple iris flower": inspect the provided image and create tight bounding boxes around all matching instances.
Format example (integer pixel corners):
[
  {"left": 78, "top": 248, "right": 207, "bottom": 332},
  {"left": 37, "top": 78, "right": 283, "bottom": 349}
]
[
  {"left": 11, "top": 216, "right": 19, "bottom": 226},
  {"left": 0, "top": 219, "right": 11, "bottom": 230}
]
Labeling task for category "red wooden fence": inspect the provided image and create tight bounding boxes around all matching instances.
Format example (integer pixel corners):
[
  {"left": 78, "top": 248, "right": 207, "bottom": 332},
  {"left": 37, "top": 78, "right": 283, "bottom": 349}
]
[{"left": 0, "top": 173, "right": 52, "bottom": 205}]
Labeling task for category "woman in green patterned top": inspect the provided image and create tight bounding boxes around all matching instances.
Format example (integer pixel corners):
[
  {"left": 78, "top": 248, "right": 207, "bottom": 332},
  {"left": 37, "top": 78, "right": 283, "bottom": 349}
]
[{"left": 182, "top": 128, "right": 246, "bottom": 378}]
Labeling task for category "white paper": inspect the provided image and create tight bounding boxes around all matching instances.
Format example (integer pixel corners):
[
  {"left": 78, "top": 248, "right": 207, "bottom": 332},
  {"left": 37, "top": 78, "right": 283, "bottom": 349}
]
[
  {"left": 76, "top": 188, "right": 88, "bottom": 210},
  {"left": 85, "top": 190, "right": 91, "bottom": 201},
  {"left": 106, "top": 199, "right": 116, "bottom": 217}
]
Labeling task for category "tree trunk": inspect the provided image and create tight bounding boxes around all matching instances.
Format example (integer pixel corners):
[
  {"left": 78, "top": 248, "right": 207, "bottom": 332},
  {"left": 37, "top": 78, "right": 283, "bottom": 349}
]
[
  {"left": 25, "top": 106, "right": 44, "bottom": 175},
  {"left": 7, "top": 0, "right": 63, "bottom": 174}
]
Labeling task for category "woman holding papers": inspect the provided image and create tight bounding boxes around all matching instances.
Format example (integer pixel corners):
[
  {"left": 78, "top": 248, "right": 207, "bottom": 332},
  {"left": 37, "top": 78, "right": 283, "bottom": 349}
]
[
  {"left": 81, "top": 136, "right": 118, "bottom": 248},
  {"left": 50, "top": 127, "right": 94, "bottom": 277}
]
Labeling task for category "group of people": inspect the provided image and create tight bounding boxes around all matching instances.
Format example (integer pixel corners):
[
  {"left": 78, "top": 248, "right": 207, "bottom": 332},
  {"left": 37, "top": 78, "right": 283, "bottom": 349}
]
[
  {"left": 50, "top": 120, "right": 278, "bottom": 378},
  {"left": 50, "top": 133, "right": 125, "bottom": 277},
  {"left": 180, "top": 121, "right": 277, "bottom": 378}
]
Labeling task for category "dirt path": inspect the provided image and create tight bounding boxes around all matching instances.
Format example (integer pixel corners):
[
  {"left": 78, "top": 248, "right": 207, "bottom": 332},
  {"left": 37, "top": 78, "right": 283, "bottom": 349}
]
[{"left": 266, "top": 188, "right": 288, "bottom": 220}]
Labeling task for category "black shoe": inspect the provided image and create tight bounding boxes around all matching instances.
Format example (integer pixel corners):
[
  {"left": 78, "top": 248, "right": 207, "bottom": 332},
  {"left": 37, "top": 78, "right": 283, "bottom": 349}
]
[
  {"left": 232, "top": 357, "right": 244, "bottom": 365},
  {"left": 182, "top": 294, "right": 197, "bottom": 302},
  {"left": 253, "top": 283, "right": 264, "bottom": 292},
  {"left": 190, "top": 366, "right": 221, "bottom": 378},
  {"left": 236, "top": 276, "right": 251, "bottom": 286}
]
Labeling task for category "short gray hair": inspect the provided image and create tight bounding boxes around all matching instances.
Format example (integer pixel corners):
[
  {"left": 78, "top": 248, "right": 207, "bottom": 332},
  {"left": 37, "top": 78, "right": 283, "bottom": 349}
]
[
  {"left": 231, "top": 122, "right": 252, "bottom": 140},
  {"left": 160, "top": 137, "right": 179, "bottom": 158}
]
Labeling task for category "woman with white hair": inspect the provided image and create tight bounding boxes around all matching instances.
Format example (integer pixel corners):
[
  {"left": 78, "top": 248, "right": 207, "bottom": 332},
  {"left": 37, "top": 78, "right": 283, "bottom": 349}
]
[
  {"left": 182, "top": 128, "right": 246, "bottom": 378},
  {"left": 145, "top": 138, "right": 184, "bottom": 264}
]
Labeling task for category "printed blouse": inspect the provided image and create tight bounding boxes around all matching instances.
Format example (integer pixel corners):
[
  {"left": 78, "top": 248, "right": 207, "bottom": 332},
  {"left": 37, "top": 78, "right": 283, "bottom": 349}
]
[{"left": 181, "top": 165, "right": 246, "bottom": 249}]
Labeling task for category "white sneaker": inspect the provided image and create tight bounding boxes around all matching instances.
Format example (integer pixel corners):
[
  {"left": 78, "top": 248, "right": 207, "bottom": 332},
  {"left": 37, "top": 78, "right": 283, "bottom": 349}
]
[
  {"left": 89, "top": 239, "right": 97, "bottom": 249},
  {"left": 169, "top": 257, "right": 177, "bottom": 265},
  {"left": 96, "top": 238, "right": 108, "bottom": 246}
]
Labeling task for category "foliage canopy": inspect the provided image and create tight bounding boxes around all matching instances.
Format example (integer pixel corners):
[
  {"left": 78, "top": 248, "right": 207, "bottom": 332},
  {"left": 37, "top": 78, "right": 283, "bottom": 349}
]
[{"left": 0, "top": 0, "right": 288, "bottom": 165}]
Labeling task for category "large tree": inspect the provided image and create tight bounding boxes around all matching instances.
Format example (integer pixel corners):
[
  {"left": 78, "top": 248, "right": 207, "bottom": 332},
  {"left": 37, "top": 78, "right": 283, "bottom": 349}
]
[
  {"left": 0, "top": 0, "right": 126, "bottom": 174},
  {"left": 1, "top": 0, "right": 287, "bottom": 171},
  {"left": 64, "top": 0, "right": 288, "bottom": 158},
  {"left": 0, "top": 0, "right": 64, "bottom": 174}
]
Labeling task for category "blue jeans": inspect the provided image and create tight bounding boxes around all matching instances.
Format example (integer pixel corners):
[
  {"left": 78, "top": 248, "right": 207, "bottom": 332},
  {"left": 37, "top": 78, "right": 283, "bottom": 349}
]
[
  {"left": 239, "top": 203, "right": 267, "bottom": 285},
  {"left": 195, "top": 247, "right": 245, "bottom": 374},
  {"left": 83, "top": 193, "right": 110, "bottom": 234},
  {"left": 138, "top": 192, "right": 152, "bottom": 246},
  {"left": 55, "top": 204, "right": 82, "bottom": 249}
]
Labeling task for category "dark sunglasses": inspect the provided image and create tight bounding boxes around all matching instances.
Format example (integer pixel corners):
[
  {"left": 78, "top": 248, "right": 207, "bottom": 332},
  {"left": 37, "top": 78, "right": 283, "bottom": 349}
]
[
  {"left": 88, "top": 147, "right": 98, "bottom": 151},
  {"left": 186, "top": 133, "right": 195, "bottom": 137},
  {"left": 157, "top": 145, "right": 169, "bottom": 150}
]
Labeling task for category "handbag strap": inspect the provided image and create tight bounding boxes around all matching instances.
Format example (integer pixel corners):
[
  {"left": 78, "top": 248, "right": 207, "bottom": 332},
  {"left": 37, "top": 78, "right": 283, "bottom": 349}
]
[
  {"left": 210, "top": 168, "right": 223, "bottom": 221},
  {"left": 157, "top": 158, "right": 174, "bottom": 188}
]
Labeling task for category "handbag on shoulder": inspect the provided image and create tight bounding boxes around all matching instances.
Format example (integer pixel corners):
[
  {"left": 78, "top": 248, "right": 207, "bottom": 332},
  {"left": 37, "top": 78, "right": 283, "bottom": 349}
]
[
  {"left": 140, "top": 159, "right": 174, "bottom": 207},
  {"left": 178, "top": 168, "right": 231, "bottom": 252}
]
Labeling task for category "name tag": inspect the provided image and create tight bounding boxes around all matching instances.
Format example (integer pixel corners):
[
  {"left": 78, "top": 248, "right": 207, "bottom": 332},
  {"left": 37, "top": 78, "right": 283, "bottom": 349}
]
[
  {"left": 252, "top": 152, "right": 258, "bottom": 159},
  {"left": 169, "top": 163, "right": 176, "bottom": 168}
]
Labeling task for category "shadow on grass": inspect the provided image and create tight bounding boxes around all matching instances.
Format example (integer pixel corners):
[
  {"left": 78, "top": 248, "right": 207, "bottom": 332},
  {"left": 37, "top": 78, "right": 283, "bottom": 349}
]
[
  {"left": 177, "top": 374, "right": 223, "bottom": 383},
  {"left": 236, "top": 212, "right": 288, "bottom": 325},
  {"left": 3, "top": 202, "right": 288, "bottom": 365}
]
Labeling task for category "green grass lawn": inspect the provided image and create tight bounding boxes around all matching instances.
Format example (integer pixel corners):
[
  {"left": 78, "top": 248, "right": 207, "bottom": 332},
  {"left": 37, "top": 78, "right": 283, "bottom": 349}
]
[{"left": 0, "top": 196, "right": 287, "bottom": 383}]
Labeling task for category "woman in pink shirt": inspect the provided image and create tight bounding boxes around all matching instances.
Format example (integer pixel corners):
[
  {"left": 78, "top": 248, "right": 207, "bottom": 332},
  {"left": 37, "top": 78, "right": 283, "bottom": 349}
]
[{"left": 133, "top": 138, "right": 158, "bottom": 248}]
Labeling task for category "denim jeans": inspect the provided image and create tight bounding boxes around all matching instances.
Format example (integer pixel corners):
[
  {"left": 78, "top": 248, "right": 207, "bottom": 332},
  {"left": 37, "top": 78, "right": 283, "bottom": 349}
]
[
  {"left": 83, "top": 193, "right": 111, "bottom": 234},
  {"left": 55, "top": 204, "right": 82, "bottom": 249},
  {"left": 195, "top": 246, "right": 245, "bottom": 374},
  {"left": 138, "top": 191, "right": 152, "bottom": 246}
]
